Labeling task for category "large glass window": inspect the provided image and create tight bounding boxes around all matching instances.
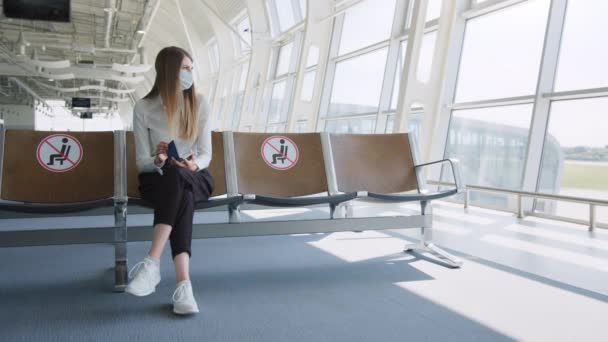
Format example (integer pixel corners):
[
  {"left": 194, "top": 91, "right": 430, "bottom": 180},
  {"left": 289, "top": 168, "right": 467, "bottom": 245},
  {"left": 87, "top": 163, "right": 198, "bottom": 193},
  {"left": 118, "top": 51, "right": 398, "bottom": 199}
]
[
  {"left": 268, "top": 80, "right": 287, "bottom": 124},
  {"left": 266, "top": 0, "right": 307, "bottom": 36},
  {"left": 229, "top": 63, "right": 249, "bottom": 129},
  {"left": 385, "top": 114, "right": 422, "bottom": 141},
  {"left": 234, "top": 16, "right": 252, "bottom": 55},
  {"left": 300, "top": 70, "right": 315, "bottom": 102},
  {"left": 339, "top": 0, "right": 396, "bottom": 56},
  {"left": 208, "top": 40, "right": 220, "bottom": 74},
  {"left": 275, "top": 0, "right": 296, "bottom": 32},
  {"left": 425, "top": 0, "right": 443, "bottom": 21},
  {"left": 329, "top": 48, "right": 388, "bottom": 117},
  {"left": 276, "top": 42, "right": 293, "bottom": 77},
  {"left": 444, "top": 104, "right": 533, "bottom": 207},
  {"left": 264, "top": 36, "right": 302, "bottom": 131},
  {"left": 454, "top": 0, "right": 550, "bottom": 103},
  {"left": 300, "top": 45, "right": 319, "bottom": 103},
  {"left": 325, "top": 116, "right": 376, "bottom": 133},
  {"left": 537, "top": 97, "right": 608, "bottom": 223},
  {"left": 390, "top": 40, "right": 407, "bottom": 110},
  {"left": 554, "top": 1, "right": 608, "bottom": 91},
  {"left": 417, "top": 31, "right": 437, "bottom": 83}
]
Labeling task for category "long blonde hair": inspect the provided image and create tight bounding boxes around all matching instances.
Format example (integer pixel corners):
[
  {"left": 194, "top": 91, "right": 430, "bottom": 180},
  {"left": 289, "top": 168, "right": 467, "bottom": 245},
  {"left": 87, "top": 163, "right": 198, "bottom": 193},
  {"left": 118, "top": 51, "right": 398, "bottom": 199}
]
[{"left": 144, "top": 46, "right": 199, "bottom": 142}]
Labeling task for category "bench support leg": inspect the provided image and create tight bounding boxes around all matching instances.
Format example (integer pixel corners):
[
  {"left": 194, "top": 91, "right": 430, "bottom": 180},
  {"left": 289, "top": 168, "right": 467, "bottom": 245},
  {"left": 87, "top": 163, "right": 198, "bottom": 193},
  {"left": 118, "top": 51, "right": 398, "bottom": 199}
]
[
  {"left": 114, "top": 201, "right": 128, "bottom": 292},
  {"left": 404, "top": 201, "right": 462, "bottom": 268},
  {"left": 229, "top": 203, "right": 241, "bottom": 223}
]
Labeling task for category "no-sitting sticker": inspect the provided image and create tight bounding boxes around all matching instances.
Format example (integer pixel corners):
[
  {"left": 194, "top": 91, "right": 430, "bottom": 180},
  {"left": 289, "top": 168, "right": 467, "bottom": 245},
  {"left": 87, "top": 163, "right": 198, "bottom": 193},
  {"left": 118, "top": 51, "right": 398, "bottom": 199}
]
[
  {"left": 36, "top": 134, "right": 83, "bottom": 172},
  {"left": 261, "top": 135, "right": 299, "bottom": 171}
]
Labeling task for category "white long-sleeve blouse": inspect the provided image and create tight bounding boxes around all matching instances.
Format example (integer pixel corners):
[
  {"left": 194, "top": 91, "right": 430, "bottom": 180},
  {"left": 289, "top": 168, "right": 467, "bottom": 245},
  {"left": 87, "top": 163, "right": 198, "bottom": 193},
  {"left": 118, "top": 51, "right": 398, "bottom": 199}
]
[{"left": 133, "top": 94, "right": 212, "bottom": 174}]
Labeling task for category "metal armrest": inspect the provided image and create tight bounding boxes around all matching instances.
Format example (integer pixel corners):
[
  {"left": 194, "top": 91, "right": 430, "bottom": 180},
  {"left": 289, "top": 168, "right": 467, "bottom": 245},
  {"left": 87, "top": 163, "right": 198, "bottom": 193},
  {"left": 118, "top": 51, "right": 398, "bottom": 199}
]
[{"left": 415, "top": 158, "right": 465, "bottom": 193}]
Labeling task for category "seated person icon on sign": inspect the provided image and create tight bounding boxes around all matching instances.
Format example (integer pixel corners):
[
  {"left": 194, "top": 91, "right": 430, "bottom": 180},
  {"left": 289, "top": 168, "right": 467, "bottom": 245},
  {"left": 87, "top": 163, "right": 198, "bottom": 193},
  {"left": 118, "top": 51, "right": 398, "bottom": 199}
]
[
  {"left": 272, "top": 139, "right": 288, "bottom": 164},
  {"left": 47, "top": 138, "right": 71, "bottom": 166}
]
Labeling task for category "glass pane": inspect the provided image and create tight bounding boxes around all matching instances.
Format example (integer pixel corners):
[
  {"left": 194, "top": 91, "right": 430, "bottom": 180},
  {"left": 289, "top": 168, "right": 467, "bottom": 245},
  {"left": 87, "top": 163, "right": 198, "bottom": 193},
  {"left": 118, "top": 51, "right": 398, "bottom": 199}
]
[
  {"left": 299, "top": 0, "right": 306, "bottom": 18},
  {"left": 275, "top": 0, "right": 296, "bottom": 32},
  {"left": 444, "top": 104, "right": 533, "bottom": 207},
  {"left": 454, "top": 0, "right": 550, "bottom": 103},
  {"left": 325, "top": 117, "right": 376, "bottom": 133},
  {"left": 408, "top": 115, "right": 422, "bottom": 147},
  {"left": 405, "top": 0, "right": 414, "bottom": 30},
  {"left": 339, "top": 0, "right": 396, "bottom": 56},
  {"left": 209, "top": 41, "right": 220, "bottom": 73},
  {"left": 236, "top": 17, "right": 252, "bottom": 53},
  {"left": 385, "top": 115, "right": 394, "bottom": 133},
  {"left": 329, "top": 48, "right": 388, "bottom": 117},
  {"left": 417, "top": 31, "right": 436, "bottom": 83},
  {"left": 300, "top": 70, "right": 316, "bottom": 102},
  {"left": 216, "top": 97, "right": 225, "bottom": 121},
  {"left": 268, "top": 81, "right": 287, "bottom": 124},
  {"left": 554, "top": 1, "right": 608, "bottom": 91},
  {"left": 296, "top": 120, "right": 307, "bottom": 132},
  {"left": 384, "top": 114, "right": 422, "bottom": 137},
  {"left": 405, "top": 0, "right": 442, "bottom": 29},
  {"left": 426, "top": 0, "right": 442, "bottom": 21},
  {"left": 265, "top": 0, "right": 277, "bottom": 36},
  {"left": 266, "top": 124, "right": 286, "bottom": 133},
  {"left": 238, "top": 63, "right": 249, "bottom": 91},
  {"left": 208, "top": 78, "right": 218, "bottom": 107},
  {"left": 306, "top": 45, "right": 319, "bottom": 68},
  {"left": 537, "top": 97, "right": 608, "bottom": 224},
  {"left": 276, "top": 42, "right": 293, "bottom": 77},
  {"left": 391, "top": 40, "right": 407, "bottom": 110},
  {"left": 230, "top": 93, "right": 244, "bottom": 129}
]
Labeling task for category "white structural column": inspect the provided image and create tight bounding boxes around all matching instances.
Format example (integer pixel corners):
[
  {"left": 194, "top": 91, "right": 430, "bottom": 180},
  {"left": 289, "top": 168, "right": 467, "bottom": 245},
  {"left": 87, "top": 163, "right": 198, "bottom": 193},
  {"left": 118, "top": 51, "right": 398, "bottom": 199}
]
[
  {"left": 520, "top": 0, "right": 568, "bottom": 210},
  {"left": 238, "top": 0, "right": 273, "bottom": 132},
  {"left": 393, "top": 0, "right": 458, "bottom": 162},
  {"left": 286, "top": 0, "right": 334, "bottom": 132},
  {"left": 174, "top": 0, "right": 202, "bottom": 82},
  {"left": 194, "top": 0, "right": 241, "bottom": 130},
  {"left": 374, "top": 0, "right": 408, "bottom": 134},
  {"left": 427, "top": 0, "right": 468, "bottom": 176}
]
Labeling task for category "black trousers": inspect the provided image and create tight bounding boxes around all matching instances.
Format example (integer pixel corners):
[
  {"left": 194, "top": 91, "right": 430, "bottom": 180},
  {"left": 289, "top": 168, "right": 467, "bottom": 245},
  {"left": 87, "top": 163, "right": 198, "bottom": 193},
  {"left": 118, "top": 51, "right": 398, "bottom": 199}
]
[{"left": 138, "top": 167, "right": 214, "bottom": 259}]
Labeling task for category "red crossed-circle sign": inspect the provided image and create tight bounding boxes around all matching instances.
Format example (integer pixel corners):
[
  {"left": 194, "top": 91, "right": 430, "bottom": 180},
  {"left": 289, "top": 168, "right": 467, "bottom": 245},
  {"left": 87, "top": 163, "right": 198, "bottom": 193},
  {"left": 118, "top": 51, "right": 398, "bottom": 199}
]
[
  {"left": 36, "top": 134, "right": 83, "bottom": 173},
  {"left": 261, "top": 135, "right": 299, "bottom": 171}
]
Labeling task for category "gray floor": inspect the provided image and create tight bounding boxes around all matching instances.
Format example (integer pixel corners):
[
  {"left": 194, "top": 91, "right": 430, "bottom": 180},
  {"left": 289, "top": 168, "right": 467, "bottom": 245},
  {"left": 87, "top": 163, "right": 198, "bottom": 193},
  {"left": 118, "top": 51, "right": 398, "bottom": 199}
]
[{"left": 1, "top": 201, "right": 607, "bottom": 342}]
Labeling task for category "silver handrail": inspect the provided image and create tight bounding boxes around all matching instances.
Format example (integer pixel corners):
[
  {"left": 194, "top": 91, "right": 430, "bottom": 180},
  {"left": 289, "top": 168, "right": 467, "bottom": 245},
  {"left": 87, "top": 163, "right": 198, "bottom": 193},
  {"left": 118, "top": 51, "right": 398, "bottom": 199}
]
[{"left": 428, "top": 180, "right": 608, "bottom": 231}]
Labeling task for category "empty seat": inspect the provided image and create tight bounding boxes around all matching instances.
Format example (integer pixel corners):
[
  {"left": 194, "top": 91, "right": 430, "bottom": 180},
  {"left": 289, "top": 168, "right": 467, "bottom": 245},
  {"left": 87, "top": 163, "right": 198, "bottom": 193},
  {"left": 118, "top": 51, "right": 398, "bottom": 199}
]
[
  {"left": 328, "top": 133, "right": 462, "bottom": 202},
  {"left": 230, "top": 132, "right": 356, "bottom": 212},
  {"left": 0, "top": 128, "right": 116, "bottom": 213}
]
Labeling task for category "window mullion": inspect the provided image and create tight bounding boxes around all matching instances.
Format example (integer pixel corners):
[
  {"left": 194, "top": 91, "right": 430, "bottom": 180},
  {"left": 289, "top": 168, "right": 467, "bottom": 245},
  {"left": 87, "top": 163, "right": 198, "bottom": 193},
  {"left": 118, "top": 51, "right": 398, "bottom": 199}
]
[{"left": 521, "top": 0, "right": 568, "bottom": 203}]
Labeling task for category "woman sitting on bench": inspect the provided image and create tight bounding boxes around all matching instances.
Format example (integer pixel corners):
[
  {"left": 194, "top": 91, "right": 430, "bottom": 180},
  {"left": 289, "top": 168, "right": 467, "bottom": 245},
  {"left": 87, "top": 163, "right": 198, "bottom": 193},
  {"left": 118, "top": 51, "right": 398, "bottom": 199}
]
[{"left": 126, "top": 46, "right": 214, "bottom": 315}]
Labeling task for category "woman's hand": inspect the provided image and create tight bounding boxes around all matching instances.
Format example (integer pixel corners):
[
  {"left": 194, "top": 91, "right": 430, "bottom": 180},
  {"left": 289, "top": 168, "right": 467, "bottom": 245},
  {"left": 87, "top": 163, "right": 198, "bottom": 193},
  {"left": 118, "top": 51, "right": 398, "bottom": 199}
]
[
  {"left": 154, "top": 141, "right": 168, "bottom": 167},
  {"left": 171, "top": 149, "right": 199, "bottom": 172}
]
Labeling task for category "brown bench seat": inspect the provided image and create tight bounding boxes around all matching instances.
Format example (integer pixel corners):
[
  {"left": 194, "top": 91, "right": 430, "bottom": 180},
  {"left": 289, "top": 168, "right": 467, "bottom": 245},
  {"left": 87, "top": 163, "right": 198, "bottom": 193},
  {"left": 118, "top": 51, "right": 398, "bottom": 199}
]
[
  {"left": 0, "top": 126, "right": 465, "bottom": 292},
  {"left": 0, "top": 129, "right": 117, "bottom": 214},
  {"left": 125, "top": 131, "right": 244, "bottom": 211},
  {"left": 229, "top": 132, "right": 357, "bottom": 217},
  {"left": 328, "top": 133, "right": 463, "bottom": 203}
]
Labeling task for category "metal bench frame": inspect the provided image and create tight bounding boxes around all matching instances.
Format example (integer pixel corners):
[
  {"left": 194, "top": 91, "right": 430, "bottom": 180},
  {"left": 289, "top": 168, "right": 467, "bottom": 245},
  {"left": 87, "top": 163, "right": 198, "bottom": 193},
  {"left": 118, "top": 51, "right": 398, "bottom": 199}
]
[{"left": 0, "top": 126, "right": 465, "bottom": 291}]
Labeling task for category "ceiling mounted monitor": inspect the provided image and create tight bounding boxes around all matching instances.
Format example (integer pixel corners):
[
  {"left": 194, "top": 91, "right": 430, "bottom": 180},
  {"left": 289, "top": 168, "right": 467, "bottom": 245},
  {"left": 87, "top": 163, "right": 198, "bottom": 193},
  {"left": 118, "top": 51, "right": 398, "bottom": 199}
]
[
  {"left": 3, "top": 0, "right": 71, "bottom": 23},
  {"left": 72, "top": 97, "right": 90, "bottom": 108}
]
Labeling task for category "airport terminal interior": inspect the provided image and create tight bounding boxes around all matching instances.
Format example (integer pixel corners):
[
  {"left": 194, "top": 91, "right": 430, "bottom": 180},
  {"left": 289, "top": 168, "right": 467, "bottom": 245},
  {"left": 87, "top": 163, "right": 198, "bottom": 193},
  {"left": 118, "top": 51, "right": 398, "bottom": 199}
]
[{"left": 0, "top": 0, "right": 607, "bottom": 341}]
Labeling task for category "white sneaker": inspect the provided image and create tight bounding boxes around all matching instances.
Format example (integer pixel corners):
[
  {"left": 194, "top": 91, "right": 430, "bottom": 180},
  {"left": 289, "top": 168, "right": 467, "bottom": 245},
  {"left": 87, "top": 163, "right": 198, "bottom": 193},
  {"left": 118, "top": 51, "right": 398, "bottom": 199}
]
[
  {"left": 172, "top": 280, "right": 199, "bottom": 315},
  {"left": 125, "top": 257, "right": 161, "bottom": 297}
]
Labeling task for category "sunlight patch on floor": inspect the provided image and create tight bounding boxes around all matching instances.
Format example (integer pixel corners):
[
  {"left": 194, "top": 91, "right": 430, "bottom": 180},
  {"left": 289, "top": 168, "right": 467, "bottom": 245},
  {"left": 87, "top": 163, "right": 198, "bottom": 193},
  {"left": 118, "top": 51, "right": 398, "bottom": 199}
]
[
  {"left": 481, "top": 234, "right": 608, "bottom": 272},
  {"left": 397, "top": 259, "right": 608, "bottom": 342},
  {"left": 307, "top": 230, "right": 408, "bottom": 262}
]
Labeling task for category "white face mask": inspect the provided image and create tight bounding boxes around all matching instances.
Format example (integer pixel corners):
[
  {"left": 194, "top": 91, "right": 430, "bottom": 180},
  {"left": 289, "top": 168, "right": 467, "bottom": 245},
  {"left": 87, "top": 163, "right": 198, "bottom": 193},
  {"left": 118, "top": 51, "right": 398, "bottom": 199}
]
[{"left": 179, "top": 69, "right": 193, "bottom": 90}]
